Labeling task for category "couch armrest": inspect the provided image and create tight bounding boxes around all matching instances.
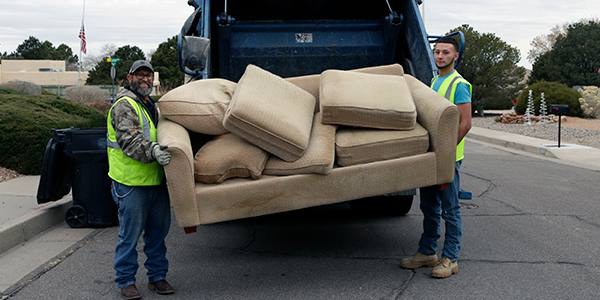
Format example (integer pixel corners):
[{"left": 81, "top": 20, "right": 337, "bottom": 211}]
[
  {"left": 405, "top": 75, "right": 459, "bottom": 184},
  {"left": 157, "top": 119, "right": 199, "bottom": 227}
]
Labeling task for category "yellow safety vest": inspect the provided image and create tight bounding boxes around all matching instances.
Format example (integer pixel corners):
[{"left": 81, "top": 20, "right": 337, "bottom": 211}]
[
  {"left": 431, "top": 71, "right": 472, "bottom": 161},
  {"left": 106, "top": 96, "right": 163, "bottom": 186}
]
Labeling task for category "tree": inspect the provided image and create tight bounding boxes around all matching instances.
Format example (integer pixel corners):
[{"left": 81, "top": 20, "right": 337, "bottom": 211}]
[
  {"left": 530, "top": 19, "right": 600, "bottom": 86},
  {"left": 527, "top": 24, "right": 567, "bottom": 63},
  {"left": 86, "top": 45, "right": 146, "bottom": 85},
  {"left": 151, "top": 36, "right": 183, "bottom": 91},
  {"left": 15, "top": 36, "right": 52, "bottom": 59},
  {"left": 449, "top": 24, "right": 526, "bottom": 113},
  {"left": 53, "top": 44, "right": 79, "bottom": 70},
  {"left": 11, "top": 37, "right": 78, "bottom": 68}
]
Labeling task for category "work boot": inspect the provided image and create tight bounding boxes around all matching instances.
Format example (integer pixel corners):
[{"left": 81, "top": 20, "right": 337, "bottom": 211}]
[
  {"left": 431, "top": 257, "right": 459, "bottom": 278},
  {"left": 148, "top": 279, "right": 175, "bottom": 295},
  {"left": 399, "top": 252, "right": 439, "bottom": 269},
  {"left": 120, "top": 284, "right": 142, "bottom": 300}
]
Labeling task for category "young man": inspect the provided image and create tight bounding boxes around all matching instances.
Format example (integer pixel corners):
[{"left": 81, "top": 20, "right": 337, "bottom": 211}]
[
  {"left": 400, "top": 36, "right": 472, "bottom": 278},
  {"left": 107, "top": 60, "right": 174, "bottom": 299}
]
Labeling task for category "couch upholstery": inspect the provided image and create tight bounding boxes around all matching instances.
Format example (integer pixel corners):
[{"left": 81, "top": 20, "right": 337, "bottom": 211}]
[{"left": 158, "top": 73, "right": 459, "bottom": 228}]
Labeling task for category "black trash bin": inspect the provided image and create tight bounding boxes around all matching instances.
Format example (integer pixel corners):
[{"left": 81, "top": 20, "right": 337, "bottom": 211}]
[{"left": 37, "top": 128, "right": 117, "bottom": 228}]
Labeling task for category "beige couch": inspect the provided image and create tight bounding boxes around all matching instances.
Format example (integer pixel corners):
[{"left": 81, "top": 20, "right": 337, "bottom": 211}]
[{"left": 158, "top": 74, "right": 459, "bottom": 232}]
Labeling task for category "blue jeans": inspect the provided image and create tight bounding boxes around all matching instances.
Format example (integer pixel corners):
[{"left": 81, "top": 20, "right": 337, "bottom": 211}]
[
  {"left": 111, "top": 181, "right": 171, "bottom": 288},
  {"left": 418, "top": 161, "right": 462, "bottom": 261}
]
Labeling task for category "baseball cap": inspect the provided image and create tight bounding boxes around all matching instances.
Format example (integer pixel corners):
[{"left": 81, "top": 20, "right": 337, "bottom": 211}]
[{"left": 129, "top": 60, "right": 154, "bottom": 74}]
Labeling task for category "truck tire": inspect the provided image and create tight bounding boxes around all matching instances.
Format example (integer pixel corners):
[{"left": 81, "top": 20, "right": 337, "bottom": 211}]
[{"left": 350, "top": 195, "right": 413, "bottom": 216}]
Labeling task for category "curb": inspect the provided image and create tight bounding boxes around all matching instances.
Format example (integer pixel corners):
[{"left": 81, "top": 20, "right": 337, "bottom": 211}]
[
  {"left": 0, "top": 197, "right": 72, "bottom": 254},
  {"left": 468, "top": 127, "right": 558, "bottom": 159}
]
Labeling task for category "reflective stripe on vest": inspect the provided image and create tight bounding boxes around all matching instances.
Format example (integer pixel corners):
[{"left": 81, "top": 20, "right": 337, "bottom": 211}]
[
  {"left": 431, "top": 71, "right": 472, "bottom": 162},
  {"left": 106, "top": 96, "right": 163, "bottom": 186}
]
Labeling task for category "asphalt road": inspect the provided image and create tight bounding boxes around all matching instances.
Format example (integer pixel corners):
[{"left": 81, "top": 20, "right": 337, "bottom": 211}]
[{"left": 9, "top": 141, "right": 600, "bottom": 299}]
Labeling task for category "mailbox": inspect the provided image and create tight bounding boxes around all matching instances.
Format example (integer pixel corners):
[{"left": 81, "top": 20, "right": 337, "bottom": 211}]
[{"left": 550, "top": 104, "right": 569, "bottom": 115}]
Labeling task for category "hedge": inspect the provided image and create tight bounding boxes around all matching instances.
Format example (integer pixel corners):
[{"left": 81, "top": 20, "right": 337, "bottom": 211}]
[
  {"left": 0, "top": 93, "right": 106, "bottom": 174},
  {"left": 515, "top": 81, "right": 582, "bottom": 117}
]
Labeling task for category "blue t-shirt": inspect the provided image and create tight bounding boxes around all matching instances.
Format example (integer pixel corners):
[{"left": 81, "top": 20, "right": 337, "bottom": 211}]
[{"left": 431, "top": 71, "right": 471, "bottom": 105}]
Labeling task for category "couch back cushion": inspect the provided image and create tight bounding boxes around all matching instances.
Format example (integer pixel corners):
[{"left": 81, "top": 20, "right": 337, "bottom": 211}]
[
  {"left": 320, "top": 70, "right": 416, "bottom": 130},
  {"left": 285, "top": 64, "right": 405, "bottom": 113},
  {"left": 335, "top": 123, "right": 429, "bottom": 166},
  {"left": 158, "top": 79, "right": 236, "bottom": 135},
  {"left": 223, "top": 64, "right": 316, "bottom": 162},
  {"left": 194, "top": 134, "right": 269, "bottom": 184},
  {"left": 263, "top": 113, "right": 336, "bottom": 175}
]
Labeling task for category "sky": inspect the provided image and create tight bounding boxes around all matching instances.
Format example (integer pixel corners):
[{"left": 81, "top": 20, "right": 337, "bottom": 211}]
[{"left": 1, "top": 0, "right": 599, "bottom": 69}]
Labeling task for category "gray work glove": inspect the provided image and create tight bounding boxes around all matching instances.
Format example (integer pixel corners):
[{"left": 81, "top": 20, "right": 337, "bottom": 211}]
[{"left": 151, "top": 143, "right": 172, "bottom": 166}]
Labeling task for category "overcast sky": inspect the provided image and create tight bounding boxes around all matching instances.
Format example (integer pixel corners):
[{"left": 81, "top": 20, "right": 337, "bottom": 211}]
[{"left": 1, "top": 0, "right": 599, "bottom": 69}]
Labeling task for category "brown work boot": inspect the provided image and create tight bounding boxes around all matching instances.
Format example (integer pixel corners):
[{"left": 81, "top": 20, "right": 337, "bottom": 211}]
[
  {"left": 120, "top": 284, "right": 142, "bottom": 300},
  {"left": 148, "top": 279, "right": 175, "bottom": 295},
  {"left": 399, "top": 252, "right": 439, "bottom": 269},
  {"left": 431, "top": 257, "right": 459, "bottom": 278}
]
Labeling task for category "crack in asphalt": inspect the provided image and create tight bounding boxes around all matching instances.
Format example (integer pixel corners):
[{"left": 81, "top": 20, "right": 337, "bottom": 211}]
[
  {"left": 462, "top": 171, "right": 496, "bottom": 198},
  {"left": 485, "top": 195, "right": 527, "bottom": 214},
  {"left": 237, "top": 229, "right": 257, "bottom": 252},
  {"left": 568, "top": 215, "right": 600, "bottom": 230},
  {"left": 461, "top": 258, "right": 595, "bottom": 268},
  {"left": 393, "top": 271, "right": 415, "bottom": 300}
]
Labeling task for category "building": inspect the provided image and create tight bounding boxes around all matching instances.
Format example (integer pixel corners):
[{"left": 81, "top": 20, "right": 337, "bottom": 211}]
[
  {"left": 0, "top": 59, "right": 161, "bottom": 96},
  {"left": 0, "top": 59, "right": 88, "bottom": 86}
]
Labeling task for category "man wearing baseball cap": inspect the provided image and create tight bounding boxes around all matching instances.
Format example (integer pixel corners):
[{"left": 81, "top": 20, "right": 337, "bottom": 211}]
[{"left": 106, "top": 60, "right": 174, "bottom": 299}]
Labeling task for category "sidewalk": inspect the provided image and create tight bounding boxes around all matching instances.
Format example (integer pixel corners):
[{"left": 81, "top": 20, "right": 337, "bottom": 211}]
[
  {"left": 0, "top": 176, "right": 74, "bottom": 254},
  {"left": 469, "top": 127, "right": 600, "bottom": 171}
]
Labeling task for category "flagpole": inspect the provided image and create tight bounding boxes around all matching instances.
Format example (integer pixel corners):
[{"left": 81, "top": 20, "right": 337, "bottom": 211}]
[{"left": 79, "top": 0, "right": 86, "bottom": 87}]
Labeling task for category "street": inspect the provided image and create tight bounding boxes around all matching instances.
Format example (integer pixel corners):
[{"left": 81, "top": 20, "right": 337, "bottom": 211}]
[{"left": 9, "top": 141, "right": 600, "bottom": 299}]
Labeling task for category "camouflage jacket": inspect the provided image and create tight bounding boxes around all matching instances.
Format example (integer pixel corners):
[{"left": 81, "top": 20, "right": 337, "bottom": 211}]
[{"left": 110, "top": 88, "right": 157, "bottom": 163}]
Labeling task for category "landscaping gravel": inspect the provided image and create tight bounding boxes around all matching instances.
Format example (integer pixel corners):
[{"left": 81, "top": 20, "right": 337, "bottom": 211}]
[
  {"left": 472, "top": 117, "right": 600, "bottom": 149},
  {"left": 0, "top": 167, "right": 21, "bottom": 183}
]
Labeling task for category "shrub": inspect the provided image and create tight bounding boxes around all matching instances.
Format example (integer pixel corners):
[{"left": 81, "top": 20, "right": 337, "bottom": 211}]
[
  {"left": 0, "top": 94, "right": 106, "bottom": 174},
  {"left": 64, "top": 86, "right": 111, "bottom": 114},
  {"left": 515, "top": 81, "right": 582, "bottom": 117},
  {"left": 0, "top": 87, "right": 18, "bottom": 94},
  {"left": 64, "top": 85, "right": 109, "bottom": 103},
  {"left": 578, "top": 86, "right": 600, "bottom": 118},
  {"left": 482, "top": 97, "right": 514, "bottom": 110},
  {"left": 0, "top": 80, "right": 42, "bottom": 95}
]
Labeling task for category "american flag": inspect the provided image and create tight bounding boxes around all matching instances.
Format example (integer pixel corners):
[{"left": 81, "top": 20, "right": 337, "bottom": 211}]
[{"left": 79, "top": 23, "right": 87, "bottom": 54}]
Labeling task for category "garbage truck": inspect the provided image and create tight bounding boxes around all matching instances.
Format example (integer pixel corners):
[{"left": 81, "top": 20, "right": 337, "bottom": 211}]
[{"left": 176, "top": 0, "right": 447, "bottom": 215}]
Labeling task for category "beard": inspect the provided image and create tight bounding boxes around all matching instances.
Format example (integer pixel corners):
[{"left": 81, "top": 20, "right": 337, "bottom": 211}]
[{"left": 130, "top": 80, "right": 153, "bottom": 97}]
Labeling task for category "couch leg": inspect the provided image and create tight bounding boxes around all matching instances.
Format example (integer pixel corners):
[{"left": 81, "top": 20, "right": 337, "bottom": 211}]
[{"left": 184, "top": 226, "right": 197, "bottom": 234}]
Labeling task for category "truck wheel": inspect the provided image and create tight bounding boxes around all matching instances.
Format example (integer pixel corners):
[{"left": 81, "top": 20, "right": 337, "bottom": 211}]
[
  {"left": 65, "top": 205, "right": 88, "bottom": 228},
  {"left": 350, "top": 195, "right": 413, "bottom": 216}
]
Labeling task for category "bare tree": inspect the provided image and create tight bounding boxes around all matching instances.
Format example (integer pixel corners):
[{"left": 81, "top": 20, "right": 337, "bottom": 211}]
[{"left": 527, "top": 24, "right": 567, "bottom": 63}]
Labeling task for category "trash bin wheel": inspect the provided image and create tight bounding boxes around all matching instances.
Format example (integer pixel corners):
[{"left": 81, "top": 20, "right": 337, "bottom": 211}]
[{"left": 65, "top": 205, "right": 88, "bottom": 228}]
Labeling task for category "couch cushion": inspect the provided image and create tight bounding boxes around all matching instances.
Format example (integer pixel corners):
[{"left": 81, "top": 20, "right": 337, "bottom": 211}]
[
  {"left": 320, "top": 70, "right": 416, "bottom": 130},
  {"left": 285, "top": 64, "right": 405, "bottom": 113},
  {"left": 194, "top": 134, "right": 269, "bottom": 184},
  {"left": 223, "top": 64, "right": 316, "bottom": 162},
  {"left": 335, "top": 124, "right": 429, "bottom": 166},
  {"left": 263, "top": 113, "right": 336, "bottom": 175},
  {"left": 158, "top": 79, "right": 236, "bottom": 135}
]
